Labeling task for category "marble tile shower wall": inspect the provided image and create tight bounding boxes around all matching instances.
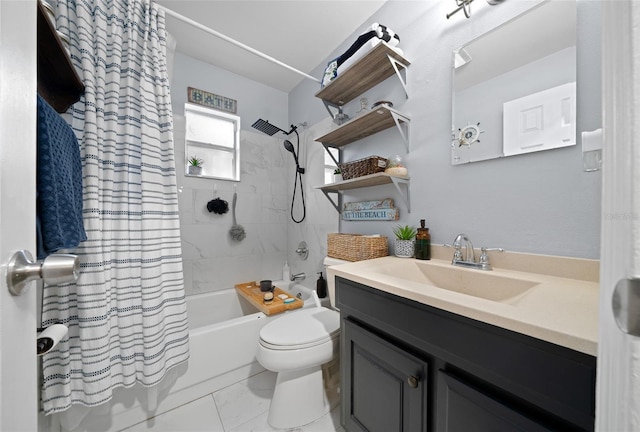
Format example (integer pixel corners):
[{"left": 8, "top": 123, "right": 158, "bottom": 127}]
[
  {"left": 286, "top": 118, "right": 339, "bottom": 291},
  {"left": 174, "top": 114, "right": 291, "bottom": 295}
]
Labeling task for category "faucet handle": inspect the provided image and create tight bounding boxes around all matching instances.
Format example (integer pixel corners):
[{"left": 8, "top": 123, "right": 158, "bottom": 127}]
[{"left": 479, "top": 247, "right": 505, "bottom": 265}]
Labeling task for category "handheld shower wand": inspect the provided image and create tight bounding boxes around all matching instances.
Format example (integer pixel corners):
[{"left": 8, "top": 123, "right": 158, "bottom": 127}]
[
  {"left": 284, "top": 134, "right": 306, "bottom": 223},
  {"left": 283, "top": 140, "right": 305, "bottom": 174}
]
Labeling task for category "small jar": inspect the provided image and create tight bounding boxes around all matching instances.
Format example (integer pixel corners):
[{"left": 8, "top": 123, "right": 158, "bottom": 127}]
[{"left": 415, "top": 219, "right": 431, "bottom": 260}]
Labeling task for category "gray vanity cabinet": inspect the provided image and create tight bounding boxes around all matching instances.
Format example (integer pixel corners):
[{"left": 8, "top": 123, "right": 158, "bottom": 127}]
[
  {"left": 337, "top": 276, "right": 596, "bottom": 432},
  {"left": 343, "top": 319, "right": 428, "bottom": 432}
]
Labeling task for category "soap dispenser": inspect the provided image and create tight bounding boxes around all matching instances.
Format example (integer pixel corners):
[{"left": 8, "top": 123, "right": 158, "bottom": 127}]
[
  {"left": 316, "top": 272, "right": 327, "bottom": 298},
  {"left": 415, "top": 219, "right": 431, "bottom": 260},
  {"left": 282, "top": 261, "right": 290, "bottom": 281}
]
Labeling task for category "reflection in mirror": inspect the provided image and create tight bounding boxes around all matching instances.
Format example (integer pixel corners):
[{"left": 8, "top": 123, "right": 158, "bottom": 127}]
[{"left": 451, "top": 1, "right": 576, "bottom": 165}]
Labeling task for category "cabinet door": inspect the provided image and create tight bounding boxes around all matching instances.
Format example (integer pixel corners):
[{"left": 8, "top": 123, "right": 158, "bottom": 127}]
[
  {"left": 437, "top": 371, "right": 552, "bottom": 432},
  {"left": 343, "top": 319, "right": 428, "bottom": 432}
]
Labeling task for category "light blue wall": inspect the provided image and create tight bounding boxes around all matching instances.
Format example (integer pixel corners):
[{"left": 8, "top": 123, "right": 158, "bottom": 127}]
[{"left": 289, "top": 0, "right": 602, "bottom": 259}]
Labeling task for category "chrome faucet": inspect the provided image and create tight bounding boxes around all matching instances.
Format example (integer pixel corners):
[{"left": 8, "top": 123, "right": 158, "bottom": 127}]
[
  {"left": 446, "top": 233, "right": 504, "bottom": 271},
  {"left": 290, "top": 272, "right": 306, "bottom": 282}
]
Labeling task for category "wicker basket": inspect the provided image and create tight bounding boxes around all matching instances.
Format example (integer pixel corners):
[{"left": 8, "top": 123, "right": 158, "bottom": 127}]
[
  {"left": 327, "top": 233, "right": 389, "bottom": 262},
  {"left": 339, "top": 156, "right": 388, "bottom": 180}
]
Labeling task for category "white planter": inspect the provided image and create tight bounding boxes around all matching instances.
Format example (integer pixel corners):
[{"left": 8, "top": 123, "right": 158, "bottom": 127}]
[
  {"left": 394, "top": 239, "right": 414, "bottom": 258},
  {"left": 333, "top": 174, "right": 342, "bottom": 183},
  {"left": 188, "top": 165, "right": 203, "bottom": 176}
]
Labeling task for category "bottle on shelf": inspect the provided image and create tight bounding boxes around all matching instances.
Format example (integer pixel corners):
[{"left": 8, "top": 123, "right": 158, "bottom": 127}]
[{"left": 415, "top": 219, "right": 431, "bottom": 260}]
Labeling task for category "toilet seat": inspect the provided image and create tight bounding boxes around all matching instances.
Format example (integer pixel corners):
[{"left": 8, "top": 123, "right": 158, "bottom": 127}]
[{"left": 259, "top": 308, "right": 339, "bottom": 351}]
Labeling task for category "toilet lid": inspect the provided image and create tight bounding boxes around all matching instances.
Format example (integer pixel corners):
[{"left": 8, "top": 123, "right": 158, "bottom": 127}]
[{"left": 260, "top": 307, "right": 340, "bottom": 348}]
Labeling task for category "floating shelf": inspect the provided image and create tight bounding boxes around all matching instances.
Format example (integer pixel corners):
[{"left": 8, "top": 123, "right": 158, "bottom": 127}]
[
  {"left": 315, "top": 42, "right": 410, "bottom": 107},
  {"left": 316, "top": 105, "right": 410, "bottom": 151},
  {"left": 317, "top": 173, "right": 410, "bottom": 213}
]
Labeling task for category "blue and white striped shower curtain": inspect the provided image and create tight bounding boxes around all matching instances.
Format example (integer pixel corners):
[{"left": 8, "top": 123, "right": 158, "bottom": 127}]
[{"left": 40, "top": 0, "right": 189, "bottom": 415}]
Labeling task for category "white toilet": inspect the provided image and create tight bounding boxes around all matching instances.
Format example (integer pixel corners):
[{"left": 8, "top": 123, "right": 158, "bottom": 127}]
[{"left": 256, "top": 257, "right": 346, "bottom": 429}]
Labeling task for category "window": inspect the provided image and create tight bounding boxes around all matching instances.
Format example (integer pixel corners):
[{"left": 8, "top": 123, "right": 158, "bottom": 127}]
[
  {"left": 184, "top": 103, "right": 240, "bottom": 181},
  {"left": 324, "top": 146, "right": 340, "bottom": 184}
]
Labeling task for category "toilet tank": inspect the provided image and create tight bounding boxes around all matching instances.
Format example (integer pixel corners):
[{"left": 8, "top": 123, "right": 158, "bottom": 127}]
[{"left": 324, "top": 256, "right": 349, "bottom": 309}]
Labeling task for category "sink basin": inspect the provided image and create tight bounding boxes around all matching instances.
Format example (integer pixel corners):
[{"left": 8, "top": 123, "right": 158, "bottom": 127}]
[{"left": 375, "top": 260, "right": 539, "bottom": 302}]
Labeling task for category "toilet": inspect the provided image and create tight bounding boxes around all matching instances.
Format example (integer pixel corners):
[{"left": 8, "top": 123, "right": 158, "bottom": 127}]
[{"left": 256, "top": 257, "right": 346, "bottom": 429}]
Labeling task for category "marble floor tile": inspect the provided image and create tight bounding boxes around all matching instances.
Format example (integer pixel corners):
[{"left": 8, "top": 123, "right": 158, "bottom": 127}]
[
  {"left": 122, "top": 395, "right": 224, "bottom": 432},
  {"left": 213, "top": 370, "right": 278, "bottom": 431},
  {"left": 228, "top": 405, "right": 341, "bottom": 432}
]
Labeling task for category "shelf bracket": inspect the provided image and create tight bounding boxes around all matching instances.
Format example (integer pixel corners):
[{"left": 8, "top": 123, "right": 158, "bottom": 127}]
[
  {"left": 321, "top": 190, "right": 341, "bottom": 213},
  {"left": 322, "top": 143, "right": 341, "bottom": 167},
  {"left": 322, "top": 100, "right": 338, "bottom": 118},
  {"left": 388, "top": 54, "right": 409, "bottom": 99},
  {"left": 390, "top": 177, "right": 411, "bottom": 213},
  {"left": 390, "top": 110, "right": 410, "bottom": 152}
]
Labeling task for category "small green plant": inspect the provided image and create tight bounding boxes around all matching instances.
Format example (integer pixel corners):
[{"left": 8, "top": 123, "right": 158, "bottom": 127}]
[
  {"left": 393, "top": 224, "right": 417, "bottom": 240},
  {"left": 188, "top": 156, "right": 204, "bottom": 167},
  {"left": 333, "top": 168, "right": 341, "bottom": 174}
]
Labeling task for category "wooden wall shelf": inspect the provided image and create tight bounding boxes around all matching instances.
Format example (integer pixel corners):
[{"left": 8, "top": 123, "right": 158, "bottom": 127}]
[
  {"left": 315, "top": 42, "right": 410, "bottom": 107},
  {"left": 316, "top": 105, "right": 409, "bottom": 150},
  {"left": 37, "top": 0, "right": 84, "bottom": 112},
  {"left": 317, "top": 173, "right": 411, "bottom": 213}
]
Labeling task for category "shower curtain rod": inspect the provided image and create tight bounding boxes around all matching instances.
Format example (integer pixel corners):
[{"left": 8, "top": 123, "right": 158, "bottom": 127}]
[{"left": 157, "top": 5, "right": 321, "bottom": 83}]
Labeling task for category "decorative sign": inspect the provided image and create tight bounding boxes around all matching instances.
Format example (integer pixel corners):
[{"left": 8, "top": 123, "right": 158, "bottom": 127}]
[
  {"left": 187, "top": 87, "right": 237, "bottom": 114},
  {"left": 342, "top": 199, "right": 399, "bottom": 221}
]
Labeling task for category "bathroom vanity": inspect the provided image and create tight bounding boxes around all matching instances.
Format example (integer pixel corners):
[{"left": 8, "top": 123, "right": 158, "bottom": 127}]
[{"left": 330, "top": 254, "right": 598, "bottom": 432}]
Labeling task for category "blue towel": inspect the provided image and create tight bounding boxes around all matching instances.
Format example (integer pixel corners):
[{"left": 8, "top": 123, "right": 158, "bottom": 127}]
[{"left": 36, "top": 95, "right": 86, "bottom": 259}]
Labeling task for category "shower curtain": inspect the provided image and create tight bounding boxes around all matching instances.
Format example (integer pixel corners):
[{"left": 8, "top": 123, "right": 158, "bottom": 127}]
[{"left": 40, "top": 0, "right": 189, "bottom": 419}]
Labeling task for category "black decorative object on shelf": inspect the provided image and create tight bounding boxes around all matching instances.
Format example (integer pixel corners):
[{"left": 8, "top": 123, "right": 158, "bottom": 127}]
[{"left": 207, "top": 197, "right": 228, "bottom": 214}]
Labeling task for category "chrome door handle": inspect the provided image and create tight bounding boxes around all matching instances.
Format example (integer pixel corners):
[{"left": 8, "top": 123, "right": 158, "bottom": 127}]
[
  {"left": 612, "top": 277, "right": 640, "bottom": 336},
  {"left": 7, "top": 250, "right": 80, "bottom": 295}
]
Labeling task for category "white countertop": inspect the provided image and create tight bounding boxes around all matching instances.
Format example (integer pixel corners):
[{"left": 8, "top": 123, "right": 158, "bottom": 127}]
[{"left": 328, "top": 252, "right": 599, "bottom": 356}]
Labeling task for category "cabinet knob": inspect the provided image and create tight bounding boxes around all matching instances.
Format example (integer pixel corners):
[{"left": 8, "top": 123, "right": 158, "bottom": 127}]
[{"left": 407, "top": 375, "right": 419, "bottom": 388}]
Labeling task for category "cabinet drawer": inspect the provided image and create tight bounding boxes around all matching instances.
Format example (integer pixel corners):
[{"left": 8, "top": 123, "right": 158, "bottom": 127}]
[{"left": 343, "top": 319, "right": 429, "bottom": 432}]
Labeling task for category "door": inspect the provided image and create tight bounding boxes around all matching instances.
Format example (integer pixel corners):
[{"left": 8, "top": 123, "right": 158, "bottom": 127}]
[
  {"left": 0, "top": 0, "right": 38, "bottom": 431},
  {"left": 343, "top": 319, "right": 428, "bottom": 432},
  {"left": 597, "top": 1, "right": 640, "bottom": 430}
]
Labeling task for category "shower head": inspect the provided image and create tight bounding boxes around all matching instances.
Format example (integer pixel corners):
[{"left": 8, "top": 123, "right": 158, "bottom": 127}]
[{"left": 251, "top": 119, "right": 287, "bottom": 136}]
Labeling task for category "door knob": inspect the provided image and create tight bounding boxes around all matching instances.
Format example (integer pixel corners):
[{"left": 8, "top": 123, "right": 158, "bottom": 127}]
[
  {"left": 7, "top": 250, "right": 80, "bottom": 296},
  {"left": 612, "top": 277, "right": 640, "bottom": 336},
  {"left": 407, "top": 375, "right": 420, "bottom": 388}
]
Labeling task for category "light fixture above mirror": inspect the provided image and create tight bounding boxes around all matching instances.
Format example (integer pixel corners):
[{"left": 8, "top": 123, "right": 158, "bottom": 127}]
[{"left": 446, "top": 0, "right": 505, "bottom": 20}]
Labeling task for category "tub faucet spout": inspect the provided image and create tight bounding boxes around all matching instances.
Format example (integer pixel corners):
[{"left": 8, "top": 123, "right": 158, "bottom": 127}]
[{"left": 290, "top": 272, "right": 306, "bottom": 282}]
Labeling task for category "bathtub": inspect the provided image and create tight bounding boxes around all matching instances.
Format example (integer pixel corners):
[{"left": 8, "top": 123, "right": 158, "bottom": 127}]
[{"left": 60, "top": 282, "right": 321, "bottom": 432}]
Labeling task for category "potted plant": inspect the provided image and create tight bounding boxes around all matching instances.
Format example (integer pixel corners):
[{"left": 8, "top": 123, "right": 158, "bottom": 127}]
[
  {"left": 333, "top": 168, "right": 342, "bottom": 183},
  {"left": 393, "top": 224, "right": 417, "bottom": 258},
  {"left": 187, "top": 156, "right": 203, "bottom": 176}
]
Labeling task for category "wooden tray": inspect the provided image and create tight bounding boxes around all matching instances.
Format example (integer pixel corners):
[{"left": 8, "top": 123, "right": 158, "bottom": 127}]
[{"left": 235, "top": 281, "right": 304, "bottom": 315}]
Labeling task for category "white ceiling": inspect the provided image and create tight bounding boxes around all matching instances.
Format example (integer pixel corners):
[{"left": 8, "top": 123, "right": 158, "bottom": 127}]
[{"left": 156, "top": 0, "right": 388, "bottom": 93}]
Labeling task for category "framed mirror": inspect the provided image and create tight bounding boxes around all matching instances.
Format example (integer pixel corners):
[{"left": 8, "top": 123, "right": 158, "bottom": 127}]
[{"left": 451, "top": 1, "right": 577, "bottom": 165}]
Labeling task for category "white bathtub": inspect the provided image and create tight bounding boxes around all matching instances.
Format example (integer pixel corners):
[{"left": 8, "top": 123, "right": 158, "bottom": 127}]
[{"left": 60, "top": 282, "right": 320, "bottom": 432}]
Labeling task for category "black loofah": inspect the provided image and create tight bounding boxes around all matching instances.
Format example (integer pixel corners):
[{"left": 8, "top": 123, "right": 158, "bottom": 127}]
[{"left": 207, "top": 197, "right": 229, "bottom": 214}]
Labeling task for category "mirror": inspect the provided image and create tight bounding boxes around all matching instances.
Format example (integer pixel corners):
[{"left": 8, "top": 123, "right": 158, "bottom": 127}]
[{"left": 451, "top": 1, "right": 577, "bottom": 165}]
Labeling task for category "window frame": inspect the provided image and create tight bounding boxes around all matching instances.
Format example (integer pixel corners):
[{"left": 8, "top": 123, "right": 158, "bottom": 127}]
[{"left": 184, "top": 102, "right": 241, "bottom": 182}]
